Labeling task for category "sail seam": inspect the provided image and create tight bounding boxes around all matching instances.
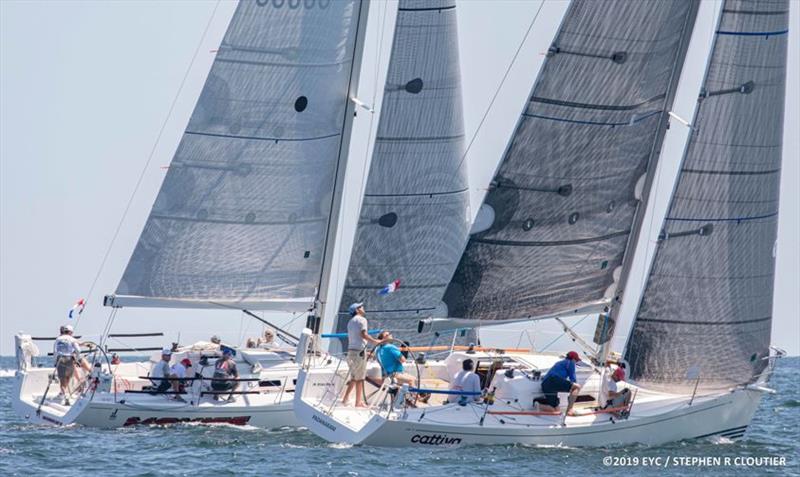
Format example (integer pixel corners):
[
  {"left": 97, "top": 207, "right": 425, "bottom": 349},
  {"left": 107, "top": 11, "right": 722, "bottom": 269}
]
[
  {"left": 363, "top": 188, "right": 468, "bottom": 198},
  {"left": 375, "top": 134, "right": 464, "bottom": 142},
  {"left": 722, "top": 9, "right": 788, "bottom": 16},
  {"left": 664, "top": 212, "right": 778, "bottom": 222},
  {"left": 716, "top": 29, "right": 788, "bottom": 36},
  {"left": 681, "top": 167, "right": 781, "bottom": 176},
  {"left": 530, "top": 93, "right": 666, "bottom": 111},
  {"left": 185, "top": 130, "right": 340, "bottom": 142},
  {"left": 149, "top": 214, "right": 324, "bottom": 226},
  {"left": 397, "top": 6, "right": 456, "bottom": 12},
  {"left": 637, "top": 316, "right": 770, "bottom": 326},
  {"left": 474, "top": 230, "right": 630, "bottom": 247},
  {"left": 522, "top": 110, "right": 662, "bottom": 127}
]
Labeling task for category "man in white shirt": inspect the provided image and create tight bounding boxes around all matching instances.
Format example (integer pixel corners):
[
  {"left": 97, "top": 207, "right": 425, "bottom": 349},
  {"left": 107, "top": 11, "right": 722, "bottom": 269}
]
[
  {"left": 599, "top": 367, "right": 631, "bottom": 413},
  {"left": 448, "top": 359, "right": 482, "bottom": 404},
  {"left": 53, "top": 324, "right": 89, "bottom": 405},
  {"left": 149, "top": 348, "right": 175, "bottom": 396},
  {"left": 341, "top": 303, "right": 382, "bottom": 407}
]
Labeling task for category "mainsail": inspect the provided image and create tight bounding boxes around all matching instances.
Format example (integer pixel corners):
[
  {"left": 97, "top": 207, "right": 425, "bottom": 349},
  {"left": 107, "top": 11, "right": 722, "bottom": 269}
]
[
  {"left": 625, "top": 0, "right": 789, "bottom": 390},
  {"left": 333, "top": 0, "right": 470, "bottom": 345},
  {"left": 444, "top": 0, "right": 700, "bottom": 322},
  {"left": 108, "top": 0, "right": 368, "bottom": 311}
]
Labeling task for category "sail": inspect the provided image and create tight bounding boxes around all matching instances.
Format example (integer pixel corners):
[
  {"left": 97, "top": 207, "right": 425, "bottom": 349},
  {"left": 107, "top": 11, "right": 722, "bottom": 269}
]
[
  {"left": 625, "top": 0, "right": 789, "bottom": 390},
  {"left": 110, "top": 0, "right": 368, "bottom": 311},
  {"left": 333, "top": 0, "right": 470, "bottom": 345},
  {"left": 444, "top": 0, "right": 700, "bottom": 322}
]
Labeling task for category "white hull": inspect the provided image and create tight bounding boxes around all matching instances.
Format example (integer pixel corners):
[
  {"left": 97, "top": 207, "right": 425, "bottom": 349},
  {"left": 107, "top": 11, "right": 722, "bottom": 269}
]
[
  {"left": 294, "top": 342, "right": 776, "bottom": 447},
  {"left": 12, "top": 333, "right": 327, "bottom": 429}
]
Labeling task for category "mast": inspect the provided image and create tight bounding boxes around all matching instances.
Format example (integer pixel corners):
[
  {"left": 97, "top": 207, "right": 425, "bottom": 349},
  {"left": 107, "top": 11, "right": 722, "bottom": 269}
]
[{"left": 312, "top": 0, "right": 371, "bottom": 330}]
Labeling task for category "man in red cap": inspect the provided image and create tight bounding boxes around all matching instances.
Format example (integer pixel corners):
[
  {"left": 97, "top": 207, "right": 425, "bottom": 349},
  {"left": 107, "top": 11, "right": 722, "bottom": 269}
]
[
  {"left": 535, "top": 351, "right": 582, "bottom": 415},
  {"left": 600, "top": 366, "right": 631, "bottom": 414}
]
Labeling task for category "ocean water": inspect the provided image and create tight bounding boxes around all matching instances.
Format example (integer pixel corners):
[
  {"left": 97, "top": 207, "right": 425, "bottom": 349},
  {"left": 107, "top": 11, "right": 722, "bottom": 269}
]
[{"left": 0, "top": 356, "right": 797, "bottom": 477}]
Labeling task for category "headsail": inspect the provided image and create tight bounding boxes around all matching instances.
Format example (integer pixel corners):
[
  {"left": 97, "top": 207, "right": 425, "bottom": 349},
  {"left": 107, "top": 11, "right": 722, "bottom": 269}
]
[
  {"left": 333, "top": 0, "right": 470, "bottom": 345},
  {"left": 109, "top": 0, "right": 368, "bottom": 311},
  {"left": 444, "top": 0, "right": 700, "bottom": 323},
  {"left": 625, "top": 0, "right": 789, "bottom": 390}
]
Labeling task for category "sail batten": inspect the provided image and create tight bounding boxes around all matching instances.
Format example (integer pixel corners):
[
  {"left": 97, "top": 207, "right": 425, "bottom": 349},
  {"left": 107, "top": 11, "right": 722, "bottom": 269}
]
[
  {"left": 444, "top": 1, "right": 701, "bottom": 323},
  {"left": 114, "top": 0, "right": 367, "bottom": 311},
  {"left": 625, "top": 0, "right": 789, "bottom": 390}
]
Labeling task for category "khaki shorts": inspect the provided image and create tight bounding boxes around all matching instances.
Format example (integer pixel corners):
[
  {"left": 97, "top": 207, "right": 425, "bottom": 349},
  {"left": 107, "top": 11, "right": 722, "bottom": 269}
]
[
  {"left": 391, "top": 372, "right": 416, "bottom": 386},
  {"left": 347, "top": 350, "right": 367, "bottom": 381},
  {"left": 56, "top": 356, "right": 75, "bottom": 383}
]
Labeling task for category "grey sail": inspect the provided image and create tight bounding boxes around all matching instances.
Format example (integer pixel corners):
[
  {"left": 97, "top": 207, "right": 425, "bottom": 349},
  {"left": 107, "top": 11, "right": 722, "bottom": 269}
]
[
  {"left": 333, "top": 0, "right": 470, "bottom": 345},
  {"left": 444, "top": 0, "right": 700, "bottom": 322},
  {"left": 111, "top": 0, "right": 367, "bottom": 311},
  {"left": 625, "top": 0, "right": 789, "bottom": 390}
]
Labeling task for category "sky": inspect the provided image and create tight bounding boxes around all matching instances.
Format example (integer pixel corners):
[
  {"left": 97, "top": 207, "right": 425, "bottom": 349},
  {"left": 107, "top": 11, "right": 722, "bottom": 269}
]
[{"left": 1, "top": 0, "right": 798, "bottom": 357}]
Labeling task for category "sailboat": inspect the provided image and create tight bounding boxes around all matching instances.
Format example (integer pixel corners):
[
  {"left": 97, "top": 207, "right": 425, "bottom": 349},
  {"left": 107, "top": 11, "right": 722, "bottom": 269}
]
[
  {"left": 13, "top": 0, "right": 373, "bottom": 428},
  {"left": 294, "top": 0, "right": 790, "bottom": 446}
]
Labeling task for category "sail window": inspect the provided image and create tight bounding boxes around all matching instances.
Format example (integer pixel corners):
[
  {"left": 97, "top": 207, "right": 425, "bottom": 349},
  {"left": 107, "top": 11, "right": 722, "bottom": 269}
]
[
  {"left": 522, "top": 218, "right": 534, "bottom": 231},
  {"left": 568, "top": 212, "right": 579, "bottom": 225},
  {"left": 611, "top": 51, "right": 628, "bottom": 64},
  {"left": 739, "top": 81, "right": 755, "bottom": 94},
  {"left": 378, "top": 212, "right": 398, "bottom": 228},
  {"left": 294, "top": 96, "right": 308, "bottom": 112},
  {"left": 405, "top": 78, "right": 423, "bottom": 94}
]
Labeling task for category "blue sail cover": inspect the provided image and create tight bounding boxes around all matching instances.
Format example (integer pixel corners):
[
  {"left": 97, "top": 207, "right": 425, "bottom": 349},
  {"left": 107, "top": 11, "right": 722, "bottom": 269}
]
[
  {"left": 114, "top": 0, "right": 366, "bottom": 311},
  {"left": 626, "top": 0, "right": 790, "bottom": 390},
  {"left": 333, "top": 0, "right": 471, "bottom": 345}
]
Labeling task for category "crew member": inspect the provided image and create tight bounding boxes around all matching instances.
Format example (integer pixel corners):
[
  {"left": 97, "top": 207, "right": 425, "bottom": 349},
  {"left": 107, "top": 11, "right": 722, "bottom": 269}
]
[
  {"left": 536, "top": 351, "right": 582, "bottom": 415},
  {"left": 53, "top": 324, "right": 90, "bottom": 405},
  {"left": 342, "top": 303, "right": 382, "bottom": 408},
  {"left": 149, "top": 348, "right": 174, "bottom": 395},
  {"left": 600, "top": 367, "right": 631, "bottom": 414},
  {"left": 448, "top": 359, "right": 481, "bottom": 404},
  {"left": 375, "top": 331, "right": 416, "bottom": 387},
  {"left": 212, "top": 346, "right": 239, "bottom": 402}
]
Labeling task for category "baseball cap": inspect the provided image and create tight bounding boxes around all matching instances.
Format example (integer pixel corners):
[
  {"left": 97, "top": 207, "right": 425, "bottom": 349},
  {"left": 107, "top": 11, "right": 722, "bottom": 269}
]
[
  {"left": 181, "top": 358, "right": 192, "bottom": 366},
  {"left": 348, "top": 302, "right": 364, "bottom": 316},
  {"left": 566, "top": 351, "right": 581, "bottom": 362},
  {"left": 161, "top": 347, "right": 173, "bottom": 356},
  {"left": 221, "top": 345, "right": 235, "bottom": 356},
  {"left": 63, "top": 324, "right": 74, "bottom": 333},
  {"left": 612, "top": 367, "right": 625, "bottom": 380}
]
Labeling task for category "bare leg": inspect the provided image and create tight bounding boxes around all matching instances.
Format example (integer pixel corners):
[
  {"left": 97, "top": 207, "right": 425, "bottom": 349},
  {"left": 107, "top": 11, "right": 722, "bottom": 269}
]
[
  {"left": 537, "top": 403, "right": 559, "bottom": 413},
  {"left": 342, "top": 380, "right": 354, "bottom": 404},
  {"left": 355, "top": 380, "right": 367, "bottom": 408},
  {"left": 565, "top": 384, "right": 581, "bottom": 415}
]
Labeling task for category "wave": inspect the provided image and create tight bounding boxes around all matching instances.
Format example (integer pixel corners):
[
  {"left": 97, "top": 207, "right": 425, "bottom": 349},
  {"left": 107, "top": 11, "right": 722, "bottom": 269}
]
[{"left": 0, "top": 369, "right": 15, "bottom": 378}]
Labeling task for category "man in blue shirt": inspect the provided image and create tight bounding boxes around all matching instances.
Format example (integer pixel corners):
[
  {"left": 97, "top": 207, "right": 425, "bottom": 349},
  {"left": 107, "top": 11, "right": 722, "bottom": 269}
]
[
  {"left": 375, "top": 331, "right": 416, "bottom": 387},
  {"left": 536, "top": 351, "right": 582, "bottom": 415}
]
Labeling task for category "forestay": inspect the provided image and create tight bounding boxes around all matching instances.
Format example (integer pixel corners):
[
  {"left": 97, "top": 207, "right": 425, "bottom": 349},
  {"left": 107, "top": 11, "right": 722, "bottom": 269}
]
[
  {"left": 625, "top": 0, "right": 789, "bottom": 390},
  {"left": 110, "top": 0, "right": 366, "bottom": 311},
  {"left": 444, "top": 0, "right": 700, "bottom": 322},
  {"left": 333, "top": 0, "right": 471, "bottom": 345}
]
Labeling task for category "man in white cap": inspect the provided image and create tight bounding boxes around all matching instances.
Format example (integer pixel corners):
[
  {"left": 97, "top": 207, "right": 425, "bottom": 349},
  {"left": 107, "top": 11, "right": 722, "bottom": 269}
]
[
  {"left": 149, "top": 348, "right": 175, "bottom": 395},
  {"left": 342, "top": 302, "right": 382, "bottom": 407},
  {"left": 53, "top": 324, "right": 89, "bottom": 405}
]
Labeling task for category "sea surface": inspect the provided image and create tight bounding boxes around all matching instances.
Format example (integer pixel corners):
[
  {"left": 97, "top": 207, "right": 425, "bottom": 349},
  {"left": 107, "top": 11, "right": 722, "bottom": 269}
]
[{"left": 0, "top": 356, "right": 797, "bottom": 477}]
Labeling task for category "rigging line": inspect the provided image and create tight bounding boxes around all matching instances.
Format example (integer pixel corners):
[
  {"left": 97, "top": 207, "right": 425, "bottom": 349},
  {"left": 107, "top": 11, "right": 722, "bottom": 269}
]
[
  {"left": 75, "top": 0, "right": 222, "bottom": 331},
  {"left": 538, "top": 314, "right": 590, "bottom": 352},
  {"left": 453, "top": 0, "right": 546, "bottom": 173}
]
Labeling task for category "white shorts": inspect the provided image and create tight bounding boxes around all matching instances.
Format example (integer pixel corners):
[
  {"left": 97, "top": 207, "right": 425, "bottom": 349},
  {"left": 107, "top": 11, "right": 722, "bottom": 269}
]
[{"left": 347, "top": 350, "right": 367, "bottom": 381}]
